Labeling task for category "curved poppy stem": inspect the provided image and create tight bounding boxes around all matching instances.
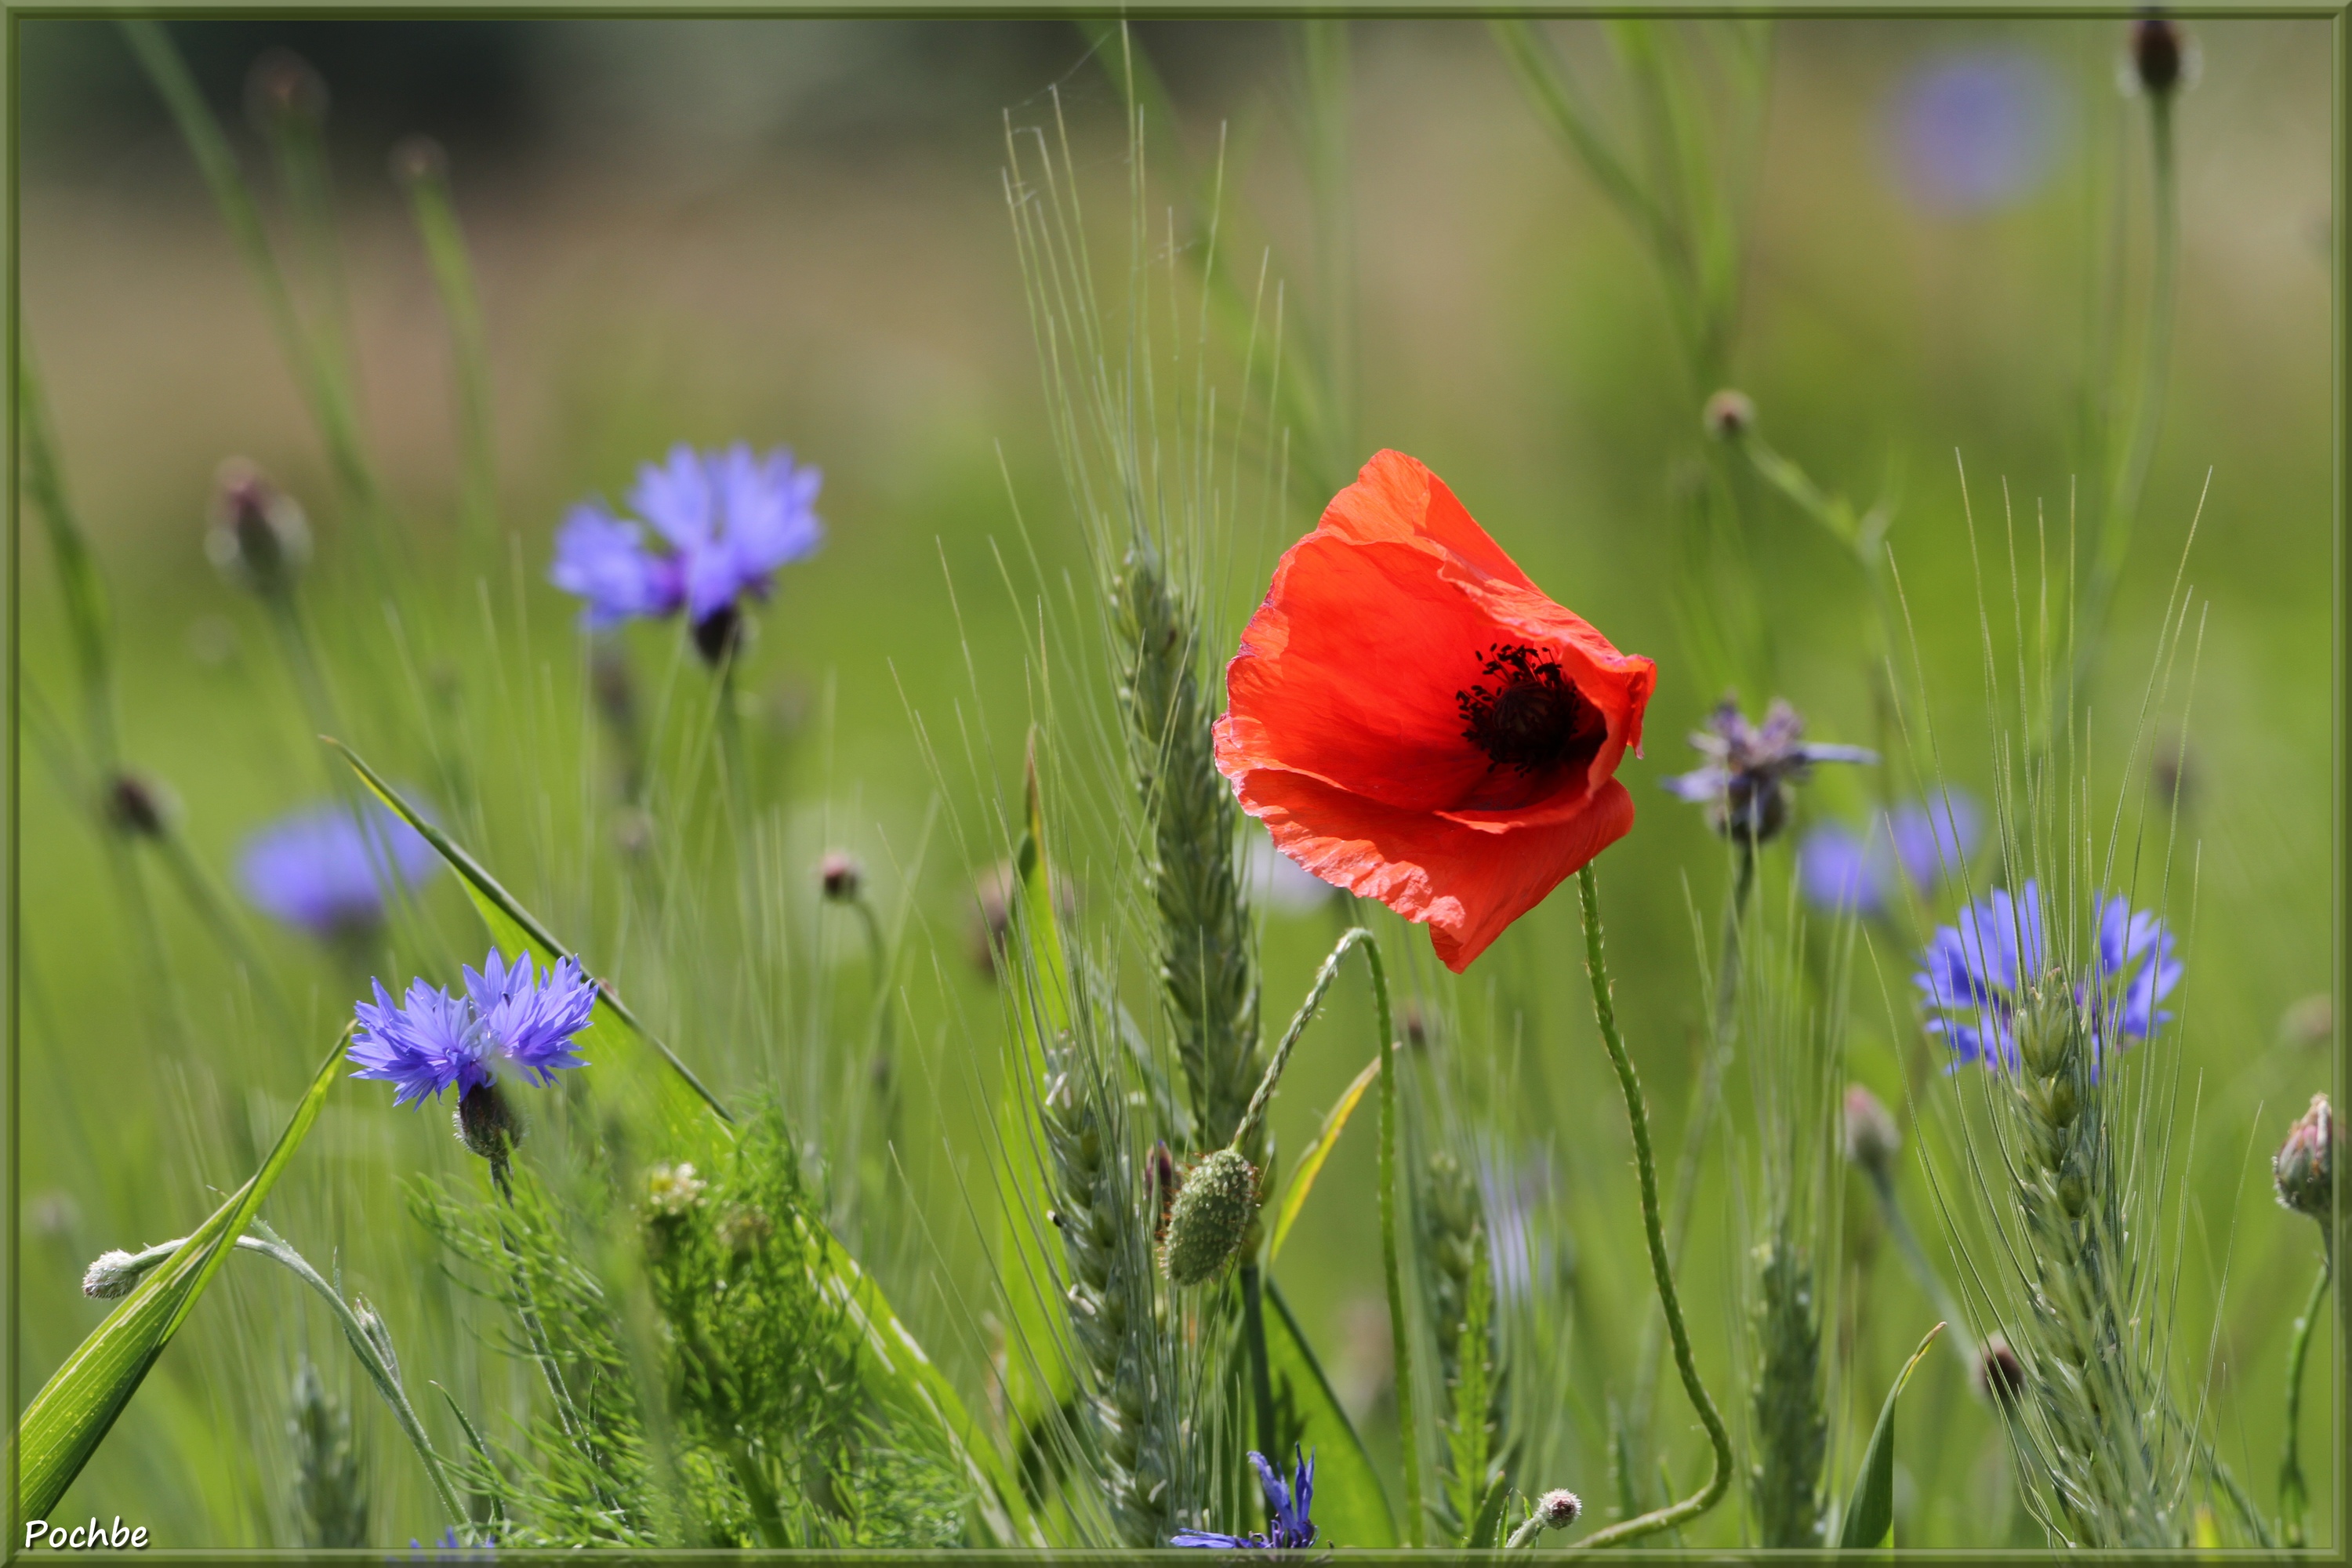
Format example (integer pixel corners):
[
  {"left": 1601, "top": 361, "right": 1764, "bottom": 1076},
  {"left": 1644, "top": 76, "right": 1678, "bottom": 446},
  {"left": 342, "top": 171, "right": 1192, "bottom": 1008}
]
[
  {"left": 2278, "top": 1249, "right": 2331, "bottom": 1546},
  {"left": 1570, "top": 864, "right": 1733, "bottom": 1549}
]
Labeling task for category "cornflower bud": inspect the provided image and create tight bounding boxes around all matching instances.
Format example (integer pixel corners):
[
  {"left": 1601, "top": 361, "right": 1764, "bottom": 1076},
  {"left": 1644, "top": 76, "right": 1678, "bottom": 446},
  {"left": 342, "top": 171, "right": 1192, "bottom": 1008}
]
[
  {"left": 103, "top": 771, "right": 175, "bottom": 839},
  {"left": 387, "top": 133, "right": 448, "bottom": 190},
  {"left": 1504, "top": 1486, "right": 1584, "bottom": 1546},
  {"left": 1842, "top": 1083, "right": 1901, "bottom": 1183},
  {"left": 245, "top": 48, "right": 328, "bottom": 134},
  {"left": 1703, "top": 388, "right": 1756, "bottom": 441},
  {"left": 1160, "top": 1146, "right": 1258, "bottom": 1287},
  {"left": 2274, "top": 1093, "right": 2334, "bottom": 1224},
  {"left": 82, "top": 1246, "right": 164, "bottom": 1299},
  {"left": 207, "top": 458, "right": 311, "bottom": 599},
  {"left": 818, "top": 851, "right": 862, "bottom": 902},
  {"left": 1976, "top": 1332, "right": 2027, "bottom": 1408},
  {"left": 2131, "top": 17, "right": 2184, "bottom": 96}
]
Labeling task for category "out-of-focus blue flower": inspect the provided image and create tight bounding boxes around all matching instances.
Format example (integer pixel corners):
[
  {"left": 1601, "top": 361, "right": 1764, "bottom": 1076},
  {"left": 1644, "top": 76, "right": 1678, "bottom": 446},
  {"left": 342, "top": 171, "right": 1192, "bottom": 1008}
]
[
  {"left": 550, "top": 442, "right": 822, "bottom": 636},
  {"left": 1798, "top": 791, "right": 1980, "bottom": 917},
  {"left": 238, "top": 801, "right": 440, "bottom": 939},
  {"left": 1662, "top": 699, "right": 1875, "bottom": 845},
  {"left": 1913, "top": 880, "right": 2181, "bottom": 1069},
  {"left": 1172, "top": 1447, "right": 1316, "bottom": 1549},
  {"left": 350, "top": 948, "right": 595, "bottom": 1106},
  {"left": 1887, "top": 49, "right": 2065, "bottom": 215}
]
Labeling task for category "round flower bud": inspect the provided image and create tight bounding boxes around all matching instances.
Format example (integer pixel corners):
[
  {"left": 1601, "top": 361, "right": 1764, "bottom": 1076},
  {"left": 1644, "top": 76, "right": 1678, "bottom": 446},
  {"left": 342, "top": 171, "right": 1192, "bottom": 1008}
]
[
  {"left": 1537, "top": 1490, "right": 1582, "bottom": 1530},
  {"left": 245, "top": 48, "right": 328, "bottom": 134},
  {"left": 454, "top": 1082, "right": 524, "bottom": 1171},
  {"left": 1160, "top": 1147, "right": 1259, "bottom": 1287},
  {"left": 818, "top": 851, "right": 863, "bottom": 902},
  {"left": 207, "top": 458, "right": 311, "bottom": 600},
  {"left": 1976, "top": 1332, "right": 2027, "bottom": 1408},
  {"left": 2132, "top": 18, "right": 2183, "bottom": 96},
  {"left": 1841, "top": 1084, "right": 1901, "bottom": 1181},
  {"left": 82, "top": 1246, "right": 166, "bottom": 1300},
  {"left": 2274, "top": 1092, "right": 2334, "bottom": 1223},
  {"left": 103, "top": 771, "right": 176, "bottom": 839},
  {"left": 1703, "top": 389, "right": 1756, "bottom": 441},
  {"left": 388, "top": 134, "right": 448, "bottom": 190}
]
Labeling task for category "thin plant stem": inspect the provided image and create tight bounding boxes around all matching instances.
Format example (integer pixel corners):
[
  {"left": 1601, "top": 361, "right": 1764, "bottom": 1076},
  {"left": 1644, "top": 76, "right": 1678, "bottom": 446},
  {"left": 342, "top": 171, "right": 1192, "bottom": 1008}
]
[
  {"left": 2079, "top": 89, "right": 2178, "bottom": 702},
  {"left": 1570, "top": 863, "right": 1733, "bottom": 1549},
  {"left": 1360, "top": 928, "right": 1427, "bottom": 1545},
  {"left": 1629, "top": 839, "right": 1751, "bottom": 1454},
  {"left": 2278, "top": 1250, "right": 2332, "bottom": 1547}
]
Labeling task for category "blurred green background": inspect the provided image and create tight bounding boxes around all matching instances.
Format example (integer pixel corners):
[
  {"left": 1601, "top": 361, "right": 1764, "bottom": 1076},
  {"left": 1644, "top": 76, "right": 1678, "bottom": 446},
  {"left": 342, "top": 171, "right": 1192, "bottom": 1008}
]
[{"left": 16, "top": 15, "right": 2333, "bottom": 1548}]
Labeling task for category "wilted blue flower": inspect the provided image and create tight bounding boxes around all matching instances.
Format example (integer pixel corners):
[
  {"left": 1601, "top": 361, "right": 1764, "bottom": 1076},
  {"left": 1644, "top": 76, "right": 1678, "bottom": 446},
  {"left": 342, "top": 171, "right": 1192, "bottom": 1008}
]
[
  {"left": 238, "top": 801, "right": 439, "bottom": 938},
  {"left": 1887, "top": 49, "right": 2064, "bottom": 216},
  {"left": 1798, "top": 791, "right": 1980, "bottom": 916},
  {"left": 1172, "top": 1446, "right": 1316, "bottom": 1549},
  {"left": 1663, "top": 699, "right": 1875, "bottom": 845},
  {"left": 1914, "top": 880, "right": 2180, "bottom": 1069},
  {"left": 350, "top": 948, "right": 595, "bottom": 1106},
  {"left": 550, "top": 443, "right": 822, "bottom": 653}
]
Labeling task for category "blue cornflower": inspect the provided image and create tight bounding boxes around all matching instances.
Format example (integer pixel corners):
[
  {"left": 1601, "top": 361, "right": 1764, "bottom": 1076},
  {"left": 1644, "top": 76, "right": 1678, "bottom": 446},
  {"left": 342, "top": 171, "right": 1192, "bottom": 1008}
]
[
  {"left": 1798, "top": 790, "right": 1980, "bottom": 917},
  {"left": 1913, "top": 880, "right": 2181, "bottom": 1069},
  {"left": 238, "top": 800, "right": 440, "bottom": 939},
  {"left": 1172, "top": 1447, "right": 1316, "bottom": 1550},
  {"left": 350, "top": 948, "right": 596, "bottom": 1107},
  {"left": 550, "top": 442, "right": 822, "bottom": 659},
  {"left": 1662, "top": 699, "right": 1876, "bottom": 845},
  {"left": 1886, "top": 49, "right": 2065, "bottom": 216}
]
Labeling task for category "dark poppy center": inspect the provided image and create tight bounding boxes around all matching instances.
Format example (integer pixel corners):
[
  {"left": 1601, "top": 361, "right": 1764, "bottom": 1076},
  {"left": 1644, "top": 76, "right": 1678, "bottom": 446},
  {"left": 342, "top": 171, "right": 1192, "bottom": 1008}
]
[{"left": 1456, "top": 644, "right": 1607, "bottom": 781}]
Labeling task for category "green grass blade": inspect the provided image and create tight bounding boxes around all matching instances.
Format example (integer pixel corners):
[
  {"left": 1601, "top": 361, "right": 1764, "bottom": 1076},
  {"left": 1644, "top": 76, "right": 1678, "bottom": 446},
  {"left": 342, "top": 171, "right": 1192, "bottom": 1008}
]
[
  {"left": 801, "top": 1218, "right": 1034, "bottom": 1546},
  {"left": 12, "top": 1031, "right": 347, "bottom": 1518},
  {"left": 1268, "top": 1053, "right": 1378, "bottom": 1263},
  {"left": 1835, "top": 1320, "right": 1944, "bottom": 1549},
  {"left": 326, "top": 736, "right": 732, "bottom": 1125},
  {"left": 995, "top": 735, "right": 1079, "bottom": 1436},
  {"left": 1264, "top": 1277, "right": 1396, "bottom": 1547}
]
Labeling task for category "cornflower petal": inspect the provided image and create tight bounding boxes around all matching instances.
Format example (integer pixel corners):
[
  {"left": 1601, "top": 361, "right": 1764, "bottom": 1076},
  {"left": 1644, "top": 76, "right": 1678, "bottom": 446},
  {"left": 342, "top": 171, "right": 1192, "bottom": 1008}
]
[{"left": 550, "top": 503, "right": 678, "bottom": 629}]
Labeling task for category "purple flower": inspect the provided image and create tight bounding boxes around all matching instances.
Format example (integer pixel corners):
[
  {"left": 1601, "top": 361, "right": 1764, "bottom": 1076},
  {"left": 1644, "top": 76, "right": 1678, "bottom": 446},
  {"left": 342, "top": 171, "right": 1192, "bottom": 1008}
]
[
  {"left": 350, "top": 948, "right": 595, "bottom": 1106},
  {"left": 1798, "top": 791, "right": 1980, "bottom": 917},
  {"left": 1173, "top": 1447, "right": 1316, "bottom": 1549},
  {"left": 550, "top": 442, "right": 822, "bottom": 643},
  {"left": 238, "top": 801, "right": 440, "bottom": 939},
  {"left": 1662, "top": 699, "right": 1876, "bottom": 845},
  {"left": 1886, "top": 49, "right": 2064, "bottom": 216},
  {"left": 1913, "top": 880, "right": 2181, "bottom": 1069}
]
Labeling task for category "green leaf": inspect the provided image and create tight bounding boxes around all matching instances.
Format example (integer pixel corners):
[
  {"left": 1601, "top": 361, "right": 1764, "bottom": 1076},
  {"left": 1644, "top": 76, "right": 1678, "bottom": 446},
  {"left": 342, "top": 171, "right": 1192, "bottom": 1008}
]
[
  {"left": 1268, "top": 1053, "right": 1379, "bottom": 1264},
  {"left": 1265, "top": 1277, "right": 1397, "bottom": 1548},
  {"left": 800, "top": 1218, "right": 1034, "bottom": 1546},
  {"left": 327, "top": 736, "right": 731, "bottom": 1125},
  {"left": 1467, "top": 1469, "right": 1512, "bottom": 1550},
  {"left": 1835, "top": 1321, "right": 1945, "bottom": 1549},
  {"left": 11, "top": 1031, "right": 346, "bottom": 1518}
]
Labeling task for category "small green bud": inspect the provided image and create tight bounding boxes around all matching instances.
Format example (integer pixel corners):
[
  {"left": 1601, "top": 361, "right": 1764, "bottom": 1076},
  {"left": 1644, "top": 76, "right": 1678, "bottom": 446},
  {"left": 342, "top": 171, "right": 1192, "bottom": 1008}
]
[
  {"left": 455, "top": 1083, "right": 524, "bottom": 1196},
  {"left": 2058, "top": 1171, "right": 2089, "bottom": 1218},
  {"left": 1160, "top": 1147, "right": 1258, "bottom": 1287}
]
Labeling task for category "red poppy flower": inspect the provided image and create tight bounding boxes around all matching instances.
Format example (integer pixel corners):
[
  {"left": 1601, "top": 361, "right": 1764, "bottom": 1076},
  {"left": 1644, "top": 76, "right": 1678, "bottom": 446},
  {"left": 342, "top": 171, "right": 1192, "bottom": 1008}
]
[{"left": 1213, "top": 450, "right": 1656, "bottom": 972}]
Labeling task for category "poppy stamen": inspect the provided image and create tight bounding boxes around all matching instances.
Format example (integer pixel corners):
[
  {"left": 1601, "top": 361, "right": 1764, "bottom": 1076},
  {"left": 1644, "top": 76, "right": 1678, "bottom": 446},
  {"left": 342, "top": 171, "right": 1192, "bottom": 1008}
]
[{"left": 1457, "top": 644, "right": 1606, "bottom": 778}]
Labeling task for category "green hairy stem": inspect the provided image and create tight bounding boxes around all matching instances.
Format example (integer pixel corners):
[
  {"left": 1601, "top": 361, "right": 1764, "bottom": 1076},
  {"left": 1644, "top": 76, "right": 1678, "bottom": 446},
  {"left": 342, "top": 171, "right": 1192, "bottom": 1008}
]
[{"left": 1570, "top": 864, "right": 1734, "bottom": 1549}]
